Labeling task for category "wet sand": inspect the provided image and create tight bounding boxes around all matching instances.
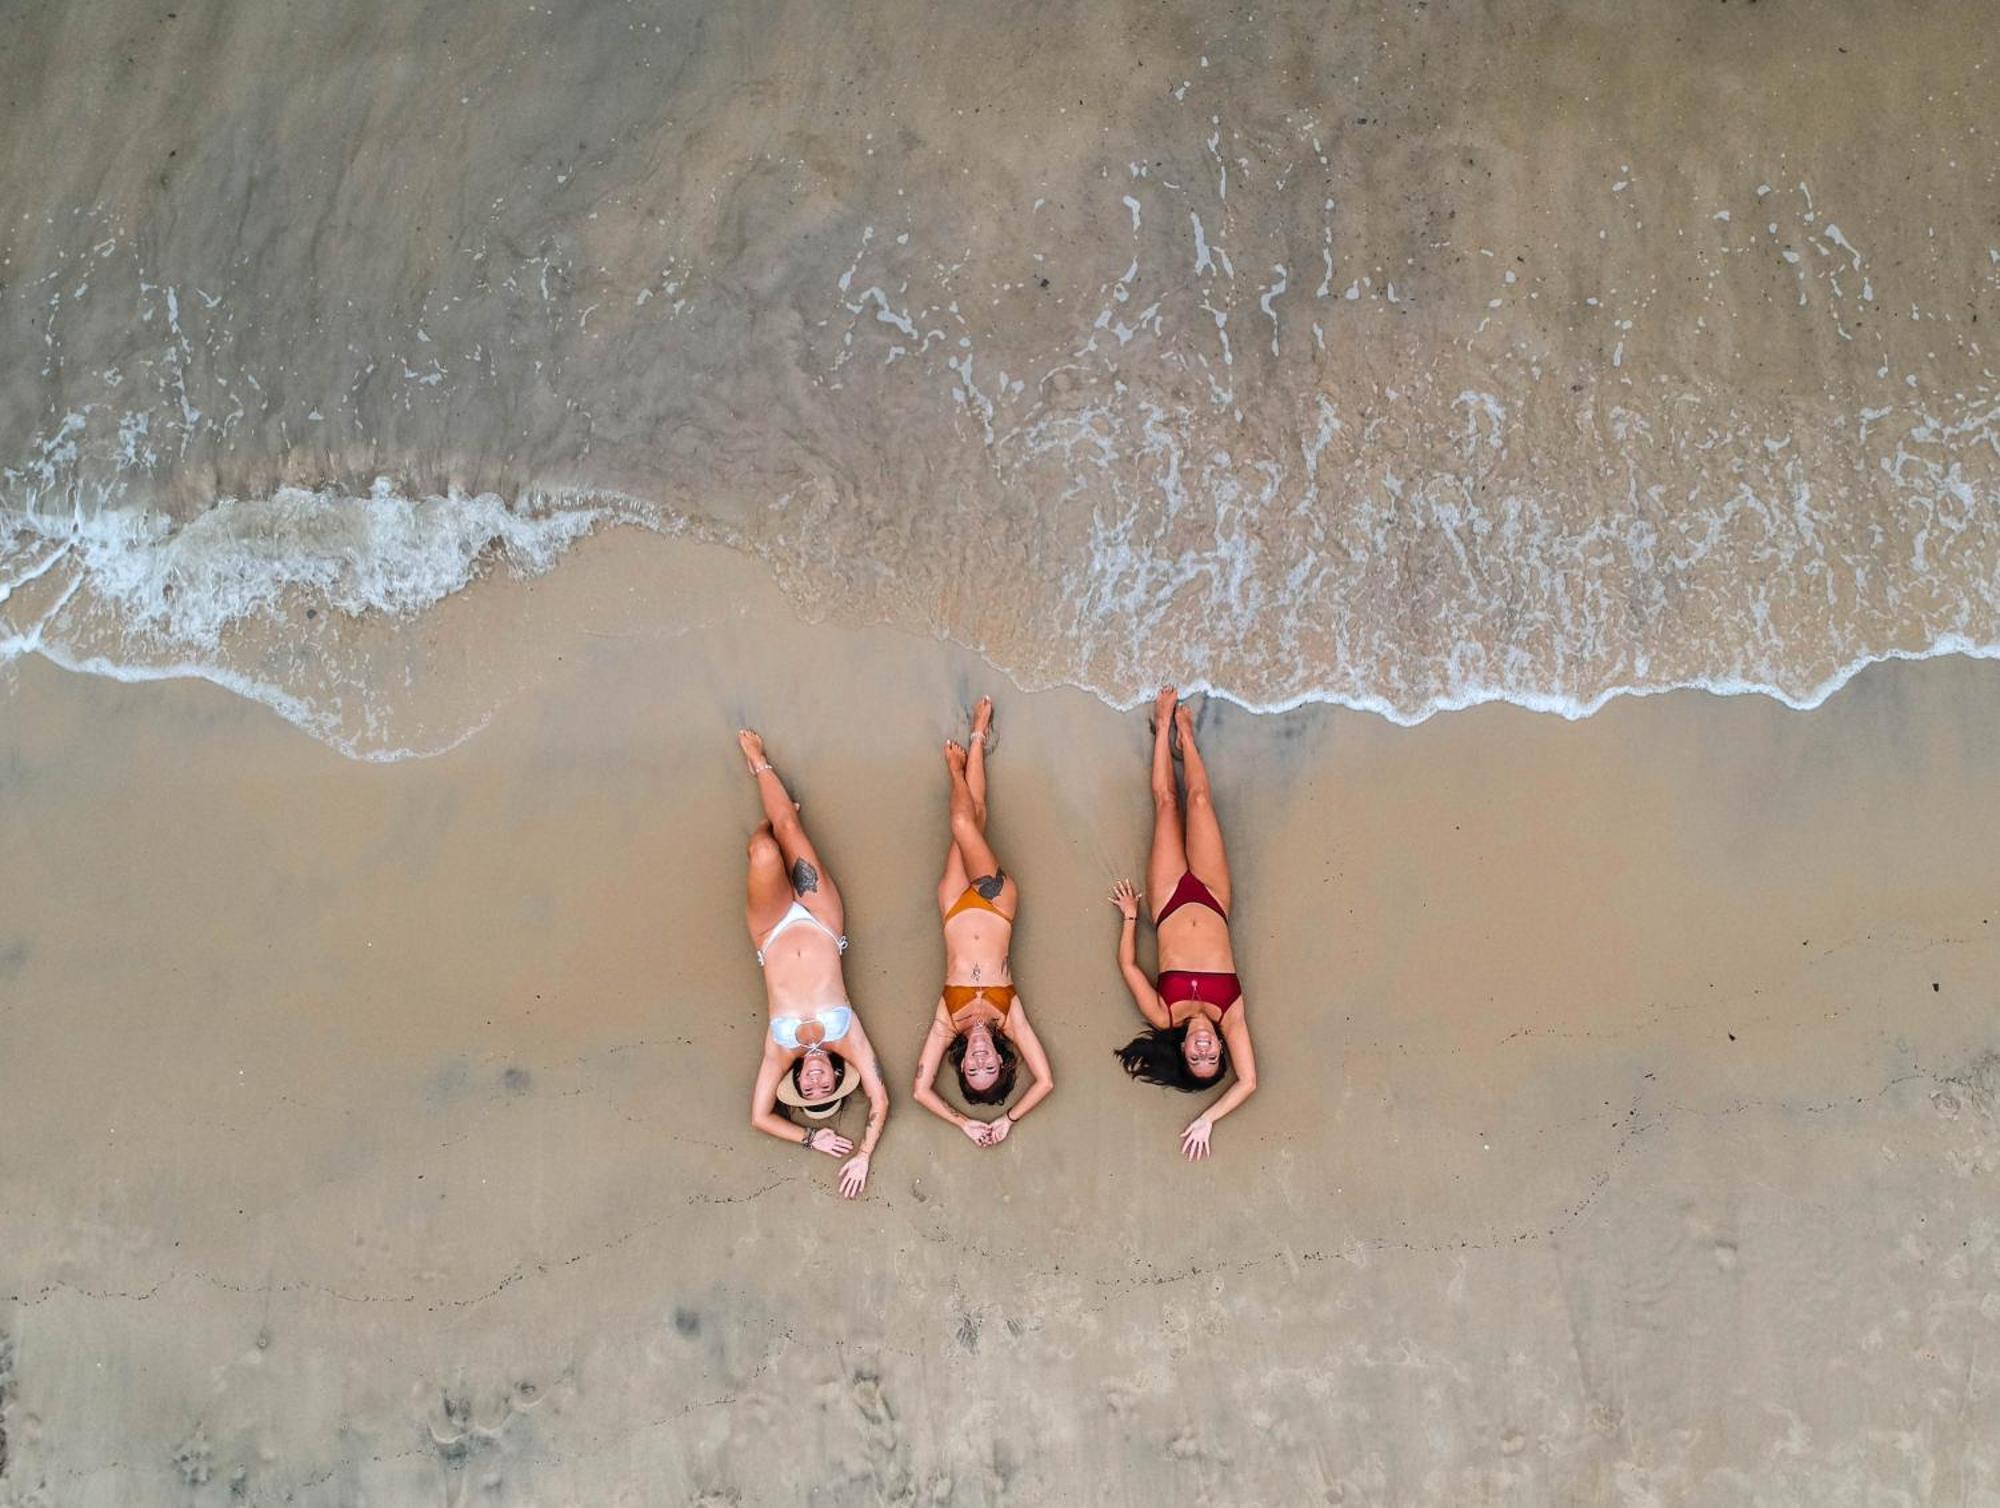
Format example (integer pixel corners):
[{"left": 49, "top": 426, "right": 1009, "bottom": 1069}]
[{"left": 2, "top": 533, "right": 1997, "bottom": 1504}]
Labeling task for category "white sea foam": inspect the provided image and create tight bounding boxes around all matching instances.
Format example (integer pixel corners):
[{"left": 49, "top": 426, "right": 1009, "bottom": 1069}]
[
  {"left": 1052, "top": 634, "right": 2000, "bottom": 725},
  {"left": 5, "top": 480, "right": 601, "bottom": 647},
  {"left": 4, "top": 408, "right": 1998, "bottom": 757},
  {"left": 0, "top": 480, "right": 616, "bottom": 755}
]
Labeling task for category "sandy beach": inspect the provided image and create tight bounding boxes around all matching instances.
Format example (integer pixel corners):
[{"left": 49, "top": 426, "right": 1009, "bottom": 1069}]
[
  {"left": 3, "top": 533, "right": 1997, "bottom": 1503},
  {"left": 4, "top": 0, "right": 1999, "bottom": 1500}
]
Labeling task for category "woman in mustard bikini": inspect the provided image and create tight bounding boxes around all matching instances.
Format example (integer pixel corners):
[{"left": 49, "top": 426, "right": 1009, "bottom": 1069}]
[
  {"left": 739, "top": 728, "right": 888, "bottom": 1198},
  {"left": 912, "top": 696, "right": 1056, "bottom": 1145},
  {"left": 1110, "top": 686, "right": 1259, "bottom": 1160}
]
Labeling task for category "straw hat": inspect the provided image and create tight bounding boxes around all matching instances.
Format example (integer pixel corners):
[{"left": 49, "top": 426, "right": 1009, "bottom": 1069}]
[{"left": 774, "top": 1055, "right": 859, "bottom": 1119}]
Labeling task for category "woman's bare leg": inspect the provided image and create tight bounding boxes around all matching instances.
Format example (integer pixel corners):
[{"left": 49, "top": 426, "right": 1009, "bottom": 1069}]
[
  {"left": 1146, "top": 687, "right": 1188, "bottom": 917},
  {"left": 746, "top": 822, "right": 794, "bottom": 943},
  {"left": 965, "top": 695, "right": 993, "bottom": 821},
  {"left": 738, "top": 730, "right": 845, "bottom": 927},
  {"left": 938, "top": 695, "right": 996, "bottom": 914},
  {"left": 1176, "top": 703, "right": 1231, "bottom": 911},
  {"left": 936, "top": 752, "right": 971, "bottom": 916},
  {"left": 945, "top": 742, "right": 1001, "bottom": 881}
]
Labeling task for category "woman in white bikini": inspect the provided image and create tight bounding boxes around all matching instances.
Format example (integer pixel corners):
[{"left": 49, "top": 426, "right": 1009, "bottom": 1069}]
[
  {"left": 740, "top": 728, "right": 888, "bottom": 1199},
  {"left": 911, "top": 697, "right": 1055, "bottom": 1145}
]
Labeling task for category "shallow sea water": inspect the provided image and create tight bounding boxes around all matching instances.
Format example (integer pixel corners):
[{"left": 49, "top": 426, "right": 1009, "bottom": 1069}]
[{"left": 2, "top": 0, "right": 1996, "bottom": 753}]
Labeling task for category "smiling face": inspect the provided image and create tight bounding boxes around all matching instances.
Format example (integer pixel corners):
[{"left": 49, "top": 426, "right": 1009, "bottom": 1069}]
[
  {"left": 794, "top": 1050, "right": 838, "bottom": 1101},
  {"left": 1181, "top": 1018, "right": 1224, "bottom": 1080},
  {"left": 959, "top": 1023, "right": 1003, "bottom": 1094}
]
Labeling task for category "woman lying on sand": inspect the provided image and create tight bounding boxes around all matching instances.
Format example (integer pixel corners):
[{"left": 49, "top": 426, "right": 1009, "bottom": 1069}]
[
  {"left": 1110, "top": 687, "right": 1259, "bottom": 1160},
  {"left": 912, "top": 697, "right": 1056, "bottom": 1144},
  {"left": 740, "top": 729, "right": 888, "bottom": 1198}
]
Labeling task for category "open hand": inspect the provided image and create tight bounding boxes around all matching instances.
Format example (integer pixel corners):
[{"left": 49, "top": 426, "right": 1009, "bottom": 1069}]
[
  {"left": 982, "top": 1114, "right": 1013, "bottom": 1147},
  {"left": 1180, "top": 1116, "right": 1213, "bottom": 1161},
  {"left": 808, "top": 1128, "right": 854, "bottom": 1158},
  {"left": 838, "top": 1153, "right": 871, "bottom": 1198},
  {"left": 1109, "top": 880, "right": 1142, "bottom": 921}
]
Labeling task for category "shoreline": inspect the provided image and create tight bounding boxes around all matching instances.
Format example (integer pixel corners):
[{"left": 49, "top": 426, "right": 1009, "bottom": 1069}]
[{"left": 10, "top": 517, "right": 2000, "bottom": 756}]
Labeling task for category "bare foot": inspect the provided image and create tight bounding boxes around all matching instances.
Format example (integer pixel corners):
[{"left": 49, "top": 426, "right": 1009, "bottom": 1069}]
[
  {"left": 969, "top": 695, "right": 995, "bottom": 748},
  {"left": 944, "top": 740, "right": 969, "bottom": 778},
  {"left": 1148, "top": 684, "right": 1179, "bottom": 737},
  {"left": 1174, "top": 703, "right": 1196, "bottom": 754},
  {"left": 738, "top": 729, "right": 769, "bottom": 774}
]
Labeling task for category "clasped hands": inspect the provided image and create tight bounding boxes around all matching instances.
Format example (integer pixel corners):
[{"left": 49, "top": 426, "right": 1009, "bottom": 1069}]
[{"left": 958, "top": 1113, "right": 1013, "bottom": 1148}]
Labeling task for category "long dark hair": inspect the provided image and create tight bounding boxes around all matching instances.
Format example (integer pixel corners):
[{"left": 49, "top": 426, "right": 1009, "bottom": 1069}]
[
  {"left": 789, "top": 1050, "right": 847, "bottom": 1100},
  {"left": 1115, "top": 1024, "right": 1226, "bottom": 1092},
  {"left": 948, "top": 1028, "right": 1018, "bottom": 1105}
]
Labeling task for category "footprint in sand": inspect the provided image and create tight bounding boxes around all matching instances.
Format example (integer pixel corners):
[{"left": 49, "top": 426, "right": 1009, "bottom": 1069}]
[
  {"left": 170, "top": 1425, "right": 212, "bottom": 1488},
  {"left": 1100, "top": 1379, "right": 1139, "bottom": 1417},
  {"left": 841, "top": 1369, "right": 912, "bottom": 1494},
  {"left": 848, "top": 1370, "right": 892, "bottom": 1428}
]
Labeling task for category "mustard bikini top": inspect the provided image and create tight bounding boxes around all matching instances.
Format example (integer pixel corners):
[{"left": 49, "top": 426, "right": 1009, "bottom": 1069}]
[
  {"left": 943, "top": 881, "right": 1016, "bottom": 1020},
  {"left": 943, "top": 982, "right": 1016, "bottom": 1017}
]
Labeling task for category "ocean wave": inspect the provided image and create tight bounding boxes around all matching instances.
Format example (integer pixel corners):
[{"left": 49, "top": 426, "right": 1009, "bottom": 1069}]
[
  {"left": 0, "top": 479, "right": 623, "bottom": 757},
  {"left": 5, "top": 455, "right": 1998, "bottom": 760},
  {"left": 4, "top": 478, "right": 604, "bottom": 646}
]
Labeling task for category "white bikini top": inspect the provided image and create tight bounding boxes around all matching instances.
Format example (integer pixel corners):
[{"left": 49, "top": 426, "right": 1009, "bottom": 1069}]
[{"left": 769, "top": 1006, "right": 854, "bottom": 1052}]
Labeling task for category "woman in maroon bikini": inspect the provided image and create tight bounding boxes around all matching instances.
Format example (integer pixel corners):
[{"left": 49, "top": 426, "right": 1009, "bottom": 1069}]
[{"left": 1109, "top": 686, "right": 1259, "bottom": 1160}]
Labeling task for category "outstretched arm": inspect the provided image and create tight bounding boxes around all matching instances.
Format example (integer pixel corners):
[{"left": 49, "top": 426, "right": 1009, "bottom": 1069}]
[
  {"left": 1180, "top": 1008, "right": 1258, "bottom": 1160},
  {"left": 838, "top": 1018, "right": 890, "bottom": 1197},
  {"left": 1111, "top": 882, "right": 1168, "bottom": 1027},
  {"left": 989, "top": 1004, "right": 1055, "bottom": 1140},
  {"left": 750, "top": 1046, "right": 854, "bottom": 1158},
  {"left": 913, "top": 1003, "right": 992, "bottom": 1145}
]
